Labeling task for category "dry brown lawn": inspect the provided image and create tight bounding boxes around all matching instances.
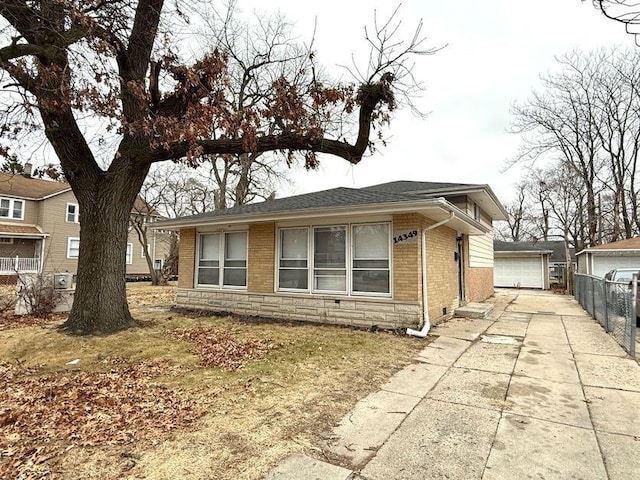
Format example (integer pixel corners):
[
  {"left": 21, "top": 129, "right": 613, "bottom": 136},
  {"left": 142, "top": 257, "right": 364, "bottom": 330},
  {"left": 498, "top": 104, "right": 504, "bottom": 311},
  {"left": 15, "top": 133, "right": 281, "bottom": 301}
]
[{"left": 0, "top": 283, "right": 424, "bottom": 479}]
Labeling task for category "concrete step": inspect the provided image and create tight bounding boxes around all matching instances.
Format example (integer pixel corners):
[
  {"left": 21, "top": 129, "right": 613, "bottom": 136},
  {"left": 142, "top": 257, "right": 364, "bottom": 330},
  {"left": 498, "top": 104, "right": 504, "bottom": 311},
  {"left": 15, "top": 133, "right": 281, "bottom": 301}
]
[{"left": 454, "top": 302, "right": 494, "bottom": 319}]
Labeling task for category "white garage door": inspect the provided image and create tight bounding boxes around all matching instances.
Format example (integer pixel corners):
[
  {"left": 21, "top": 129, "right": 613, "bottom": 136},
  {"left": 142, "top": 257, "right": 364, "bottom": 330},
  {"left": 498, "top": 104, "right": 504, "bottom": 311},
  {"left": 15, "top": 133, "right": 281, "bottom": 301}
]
[
  {"left": 494, "top": 256, "right": 544, "bottom": 288},
  {"left": 592, "top": 256, "right": 640, "bottom": 278}
]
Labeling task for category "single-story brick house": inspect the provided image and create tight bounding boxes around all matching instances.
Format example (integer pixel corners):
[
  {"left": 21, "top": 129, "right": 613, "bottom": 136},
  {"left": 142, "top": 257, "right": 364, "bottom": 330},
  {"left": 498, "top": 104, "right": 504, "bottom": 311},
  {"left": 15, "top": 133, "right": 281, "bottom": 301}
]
[{"left": 154, "top": 181, "right": 507, "bottom": 330}]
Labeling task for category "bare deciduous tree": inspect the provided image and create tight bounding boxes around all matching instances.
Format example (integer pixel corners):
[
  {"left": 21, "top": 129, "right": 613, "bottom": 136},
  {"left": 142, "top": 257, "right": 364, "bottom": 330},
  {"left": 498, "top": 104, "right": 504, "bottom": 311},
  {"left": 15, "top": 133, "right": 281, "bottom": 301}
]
[{"left": 510, "top": 48, "right": 640, "bottom": 247}]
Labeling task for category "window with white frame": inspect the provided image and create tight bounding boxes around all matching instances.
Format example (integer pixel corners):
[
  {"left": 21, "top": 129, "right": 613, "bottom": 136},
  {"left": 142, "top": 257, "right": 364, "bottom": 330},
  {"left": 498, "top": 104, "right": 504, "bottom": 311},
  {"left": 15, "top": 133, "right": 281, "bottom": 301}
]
[
  {"left": 0, "top": 197, "right": 24, "bottom": 220},
  {"left": 66, "top": 203, "right": 79, "bottom": 223},
  {"left": 67, "top": 237, "right": 80, "bottom": 258},
  {"left": 223, "top": 232, "right": 247, "bottom": 286},
  {"left": 126, "top": 243, "right": 133, "bottom": 264},
  {"left": 313, "top": 226, "right": 347, "bottom": 292},
  {"left": 197, "top": 232, "right": 247, "bottom": 287},
  {"left": 278, "top": 228, "right": 308, "bottom": 290},
  {"left": 352, "top": 224, "right": 390, "bottom": 293},
  {"left": 277, "top": 222, "right": 391, "bottom": 295},
  {"left": 198, "top": 233, "right": 220, "bottom": 285},
  {"left": 472, "top": 201, "right": 481, "bottom": 221},
  {"left": 141, "top": 243, "right": 150, "bottom": 258}
]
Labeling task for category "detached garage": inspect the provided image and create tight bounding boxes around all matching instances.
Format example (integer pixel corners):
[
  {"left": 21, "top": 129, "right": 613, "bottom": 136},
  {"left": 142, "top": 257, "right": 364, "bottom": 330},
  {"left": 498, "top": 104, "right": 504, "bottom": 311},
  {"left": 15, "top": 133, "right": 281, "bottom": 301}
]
[
  {"left": 576, "top": 237, "right": 640, "bottom": 278},
  {"left": 493, "top": 240, "right": 552, "bottom": 289}
]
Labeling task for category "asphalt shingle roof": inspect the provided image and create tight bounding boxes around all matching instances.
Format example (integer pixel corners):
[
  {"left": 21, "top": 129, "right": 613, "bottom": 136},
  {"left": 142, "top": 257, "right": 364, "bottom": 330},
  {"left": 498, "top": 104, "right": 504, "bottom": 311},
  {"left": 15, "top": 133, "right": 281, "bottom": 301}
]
[
  {"left": 166, "top": 181, "right": 484, "bottom": 224},
  {"left": 587, "top": 237, "right": 640, "bottom": 251},
  {"left": 168, "top": 186, "right": 441, "bottom": 223},
  {"left": 0, "top": 223, "right": 44, "bottom": 235},
  {"left": 362, "top": 181, "right": 476, "bottom": 194},
  {"left": 0, "top": 172, "right": 70, "bottom": 199},
  {"left": 494, "top": 240, "right": 576, "bottom": 262}
]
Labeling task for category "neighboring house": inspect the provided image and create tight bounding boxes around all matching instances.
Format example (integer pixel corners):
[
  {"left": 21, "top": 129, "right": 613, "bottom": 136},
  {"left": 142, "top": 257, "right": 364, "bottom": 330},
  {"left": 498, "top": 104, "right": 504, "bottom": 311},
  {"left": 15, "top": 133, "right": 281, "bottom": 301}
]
[
  {"left": 577, "top": 237, "right": 640, "bottom": 277},
  {"left": 153, "top": 181, "right": 507, "bottom": 329},
  {"left": 0, "top": 171, "right": 168, "bottom": 279},
  {"left": 493, "top": 240, "right": 576, "bottom": 289}
]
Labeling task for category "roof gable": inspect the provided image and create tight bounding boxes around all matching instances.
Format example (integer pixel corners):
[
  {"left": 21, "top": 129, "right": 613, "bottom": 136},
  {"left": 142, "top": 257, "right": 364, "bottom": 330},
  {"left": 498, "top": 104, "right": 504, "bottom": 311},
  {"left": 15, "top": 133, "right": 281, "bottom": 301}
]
[{"left": 0, "top": 172, "right": 70, "bottom": 200}]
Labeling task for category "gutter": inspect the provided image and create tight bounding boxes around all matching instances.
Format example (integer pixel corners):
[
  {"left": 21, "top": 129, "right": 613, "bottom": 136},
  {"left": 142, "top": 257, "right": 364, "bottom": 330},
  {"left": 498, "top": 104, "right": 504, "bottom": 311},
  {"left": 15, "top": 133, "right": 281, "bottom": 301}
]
[{"left": 406, "top": 211, "right": 456, "bottom": 338}]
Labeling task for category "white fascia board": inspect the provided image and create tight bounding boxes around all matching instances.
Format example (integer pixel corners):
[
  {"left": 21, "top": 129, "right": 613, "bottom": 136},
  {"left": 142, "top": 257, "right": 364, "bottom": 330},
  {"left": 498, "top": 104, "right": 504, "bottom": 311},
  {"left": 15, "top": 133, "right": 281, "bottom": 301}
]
[
  {"left": 0, "top": 232, "right": 49, "bottom": 238},
  {"left": 582, "top": 248, "right": 640, "bottom": 253},
  {"left": 413, "top": 185, "right": 509, "bottom": 221},
  {"left": 1, "top": 188, "right": 73, "bottom": 201},
  {"left": 495, "top": 250, "right": 553, "bottom": 256}
]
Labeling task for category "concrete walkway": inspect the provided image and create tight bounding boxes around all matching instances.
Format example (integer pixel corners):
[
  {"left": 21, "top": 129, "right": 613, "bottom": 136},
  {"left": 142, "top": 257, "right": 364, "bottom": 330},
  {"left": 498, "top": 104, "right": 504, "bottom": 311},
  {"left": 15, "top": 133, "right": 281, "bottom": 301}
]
[{"left": 266, "top": 290, "right": 640, "bottom": 480}]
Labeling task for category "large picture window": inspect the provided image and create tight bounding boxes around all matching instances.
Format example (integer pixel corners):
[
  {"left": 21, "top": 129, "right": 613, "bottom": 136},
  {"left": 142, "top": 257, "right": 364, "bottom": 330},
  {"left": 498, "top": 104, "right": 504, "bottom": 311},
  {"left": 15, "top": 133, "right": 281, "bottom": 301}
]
[
  {"left": 197, "top": 232, "right": 247, "bottom": 288},
  {"left": 277, "top": 222, "right": 391, "bottom": 296},
  {"left": 278, "top": 228, "right": 308, "bottom": 290}
]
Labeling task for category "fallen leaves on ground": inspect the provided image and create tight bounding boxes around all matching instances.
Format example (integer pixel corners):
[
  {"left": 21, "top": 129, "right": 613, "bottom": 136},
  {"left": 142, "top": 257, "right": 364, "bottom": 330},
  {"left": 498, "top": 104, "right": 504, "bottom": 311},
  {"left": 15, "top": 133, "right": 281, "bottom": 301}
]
[
  {"left": 0, "top": 312, "right": 66, "bottom": 331},
  {"left": 0, "top": 359, "right": 207, "bottom": 479},
  {"left": 126, "top": 285, "right": 176, "bottom": 307},
  {"left": 171, "top": 327, "right": 280, "bottom": 371}
]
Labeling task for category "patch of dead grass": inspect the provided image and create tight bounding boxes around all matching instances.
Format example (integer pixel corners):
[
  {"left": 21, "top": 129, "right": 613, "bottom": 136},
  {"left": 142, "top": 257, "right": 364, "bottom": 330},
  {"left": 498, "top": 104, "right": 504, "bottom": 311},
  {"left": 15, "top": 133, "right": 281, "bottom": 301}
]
[{"left": 0, "top": 284, "right": 425, "bottom": 479}]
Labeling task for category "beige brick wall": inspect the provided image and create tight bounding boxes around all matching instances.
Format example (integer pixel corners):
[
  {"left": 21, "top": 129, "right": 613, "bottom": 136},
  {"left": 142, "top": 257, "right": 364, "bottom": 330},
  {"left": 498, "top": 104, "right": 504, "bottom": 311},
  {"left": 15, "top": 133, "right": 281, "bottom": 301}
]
[
  {"left": 466, "top": 267, "right": 494, "bottom": 301},
  {"left": 248, "top": 223, "right": 275, "bottom": 293},
  {"left": 178, "top": 228, "right": 196, "bottom": 288},
  {"left": 425, "top": 221, "right": 459, "bottom": 321},
  {"left": 392, "top": 213, "right": 422, "bottom": 302}
]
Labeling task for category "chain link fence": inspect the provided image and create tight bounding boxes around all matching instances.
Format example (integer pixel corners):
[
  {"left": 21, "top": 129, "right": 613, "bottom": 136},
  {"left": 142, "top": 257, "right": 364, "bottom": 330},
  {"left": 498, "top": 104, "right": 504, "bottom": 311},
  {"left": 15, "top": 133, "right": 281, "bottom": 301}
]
[{"left": 574, "top": 273, "right": 637, "bottom": 357}]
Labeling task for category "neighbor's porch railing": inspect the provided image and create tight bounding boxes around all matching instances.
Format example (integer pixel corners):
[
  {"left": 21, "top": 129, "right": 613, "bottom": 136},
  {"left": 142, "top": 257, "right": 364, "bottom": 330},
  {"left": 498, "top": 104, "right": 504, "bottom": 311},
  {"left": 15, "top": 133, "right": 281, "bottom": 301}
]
[{"left": 0, "top": 256, "right": 40, "bottom": 274}]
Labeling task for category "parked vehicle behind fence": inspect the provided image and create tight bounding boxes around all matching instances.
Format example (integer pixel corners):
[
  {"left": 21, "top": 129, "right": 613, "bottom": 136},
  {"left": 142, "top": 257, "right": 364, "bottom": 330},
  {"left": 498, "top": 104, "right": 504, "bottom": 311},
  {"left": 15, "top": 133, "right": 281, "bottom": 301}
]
[{"left": 604, "top": 268, "right": 640, "bottom": 326}]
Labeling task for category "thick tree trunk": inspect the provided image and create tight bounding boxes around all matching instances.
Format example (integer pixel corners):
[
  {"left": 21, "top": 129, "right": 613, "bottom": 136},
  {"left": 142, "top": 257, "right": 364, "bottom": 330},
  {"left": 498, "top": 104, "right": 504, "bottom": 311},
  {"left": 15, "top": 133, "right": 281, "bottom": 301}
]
[{"left": 61, "top": 167, "right": 149, "bottom": 334}]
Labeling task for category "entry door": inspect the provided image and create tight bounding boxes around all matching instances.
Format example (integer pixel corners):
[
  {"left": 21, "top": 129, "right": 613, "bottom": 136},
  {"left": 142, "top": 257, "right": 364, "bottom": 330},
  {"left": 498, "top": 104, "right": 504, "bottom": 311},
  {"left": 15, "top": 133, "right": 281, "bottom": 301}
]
[{"left": 457, "top": 236, "right": 465, "bottom": 301}]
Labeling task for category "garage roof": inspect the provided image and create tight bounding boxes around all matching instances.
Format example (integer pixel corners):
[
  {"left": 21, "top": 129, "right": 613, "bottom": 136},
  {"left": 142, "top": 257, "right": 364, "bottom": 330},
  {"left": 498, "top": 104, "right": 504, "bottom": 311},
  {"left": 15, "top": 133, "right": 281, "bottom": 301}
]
[{"left": 493, "top": 240, "right": 552, "bottom": 255}]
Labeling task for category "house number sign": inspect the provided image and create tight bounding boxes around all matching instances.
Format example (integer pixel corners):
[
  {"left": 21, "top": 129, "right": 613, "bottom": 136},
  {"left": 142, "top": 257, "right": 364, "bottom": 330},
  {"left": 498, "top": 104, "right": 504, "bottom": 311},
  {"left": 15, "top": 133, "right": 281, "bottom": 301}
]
[{"left": 393, "top": 229, "right": 419, "bottom": 244}]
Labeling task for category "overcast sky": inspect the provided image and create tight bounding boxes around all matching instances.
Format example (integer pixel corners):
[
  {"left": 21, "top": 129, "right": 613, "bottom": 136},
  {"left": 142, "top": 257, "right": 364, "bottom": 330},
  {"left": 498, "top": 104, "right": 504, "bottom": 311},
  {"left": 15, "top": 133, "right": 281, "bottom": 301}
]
[{"left": 239, "top": 0, "right": 634, "bottom": 204}]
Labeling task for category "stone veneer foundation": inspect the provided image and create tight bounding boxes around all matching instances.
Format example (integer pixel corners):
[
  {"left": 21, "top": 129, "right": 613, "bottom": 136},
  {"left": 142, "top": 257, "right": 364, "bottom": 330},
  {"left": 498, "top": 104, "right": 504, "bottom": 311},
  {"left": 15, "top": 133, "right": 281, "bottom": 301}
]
[{"left": 176, "top": 289, "right": 422, "bottom": 330}]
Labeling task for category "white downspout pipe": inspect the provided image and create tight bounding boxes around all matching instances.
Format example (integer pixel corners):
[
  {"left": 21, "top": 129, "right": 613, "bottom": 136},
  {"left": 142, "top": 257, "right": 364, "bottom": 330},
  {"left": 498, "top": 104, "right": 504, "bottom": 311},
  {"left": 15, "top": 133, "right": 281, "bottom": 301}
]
[{"left": 407, "top": 211, "right": 455, "bottom": 338}]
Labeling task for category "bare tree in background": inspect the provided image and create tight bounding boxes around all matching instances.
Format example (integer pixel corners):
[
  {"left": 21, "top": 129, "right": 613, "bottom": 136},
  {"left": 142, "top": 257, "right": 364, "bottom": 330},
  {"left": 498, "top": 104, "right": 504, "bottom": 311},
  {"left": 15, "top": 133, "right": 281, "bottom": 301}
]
[
  {"left": 494, "top": 181, "right": 532, "bottom": 241},
  {"left": 510, "top": 48, "right": 640, "bottom": 246},
  {"left": 511, "top": 51, "right": 604, "bottom": 247}
]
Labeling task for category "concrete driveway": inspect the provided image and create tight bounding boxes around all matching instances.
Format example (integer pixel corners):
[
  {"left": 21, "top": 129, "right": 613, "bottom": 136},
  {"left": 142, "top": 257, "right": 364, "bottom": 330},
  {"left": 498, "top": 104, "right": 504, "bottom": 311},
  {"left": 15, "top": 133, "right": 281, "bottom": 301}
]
[{"left": 267, "top": 289, "right": 640, "bottom": 480}]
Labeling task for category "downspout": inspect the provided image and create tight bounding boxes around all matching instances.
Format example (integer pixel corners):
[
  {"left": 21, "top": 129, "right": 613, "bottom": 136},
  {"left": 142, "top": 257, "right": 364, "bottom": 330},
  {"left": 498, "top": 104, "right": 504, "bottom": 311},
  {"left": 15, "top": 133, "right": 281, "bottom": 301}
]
[{"left": 407, "top": 211, "right": 455, "bottom": 338}]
